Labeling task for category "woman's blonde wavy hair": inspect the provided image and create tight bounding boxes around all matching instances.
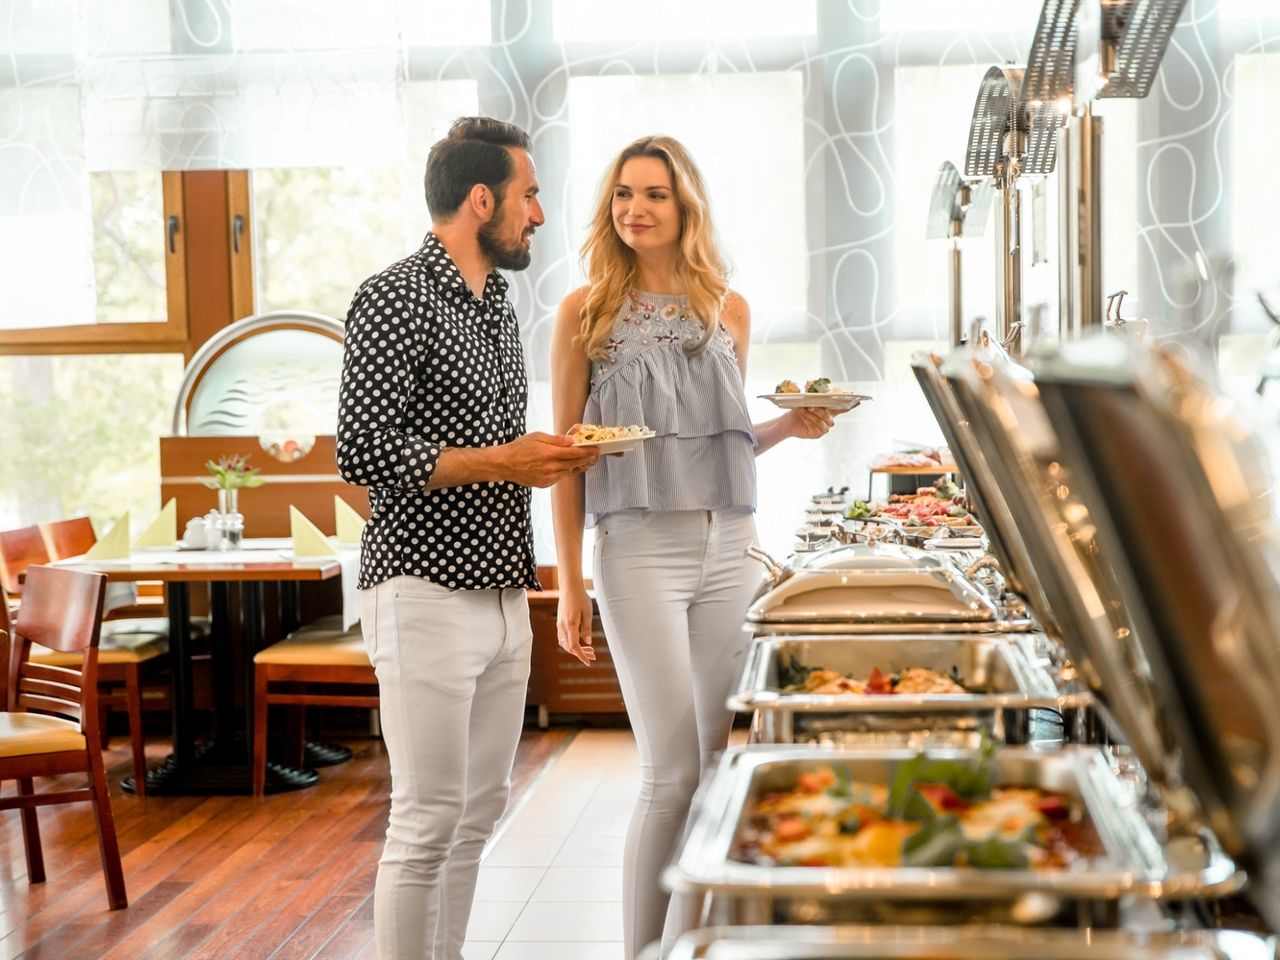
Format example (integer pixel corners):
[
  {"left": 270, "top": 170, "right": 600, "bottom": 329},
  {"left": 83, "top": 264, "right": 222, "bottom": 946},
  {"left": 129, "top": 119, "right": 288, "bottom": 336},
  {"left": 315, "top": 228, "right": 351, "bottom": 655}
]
[{"left": 577, "top": 136, "right": 728, "bottom": 360}]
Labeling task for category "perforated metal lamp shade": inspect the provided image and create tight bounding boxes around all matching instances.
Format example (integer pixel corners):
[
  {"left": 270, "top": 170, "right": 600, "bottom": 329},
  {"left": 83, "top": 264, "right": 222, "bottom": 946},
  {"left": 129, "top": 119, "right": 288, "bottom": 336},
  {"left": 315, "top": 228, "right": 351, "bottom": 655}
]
[
  {"left": 964, "top": 65, "right": 1061, "bottom": 179},
  {"left": 1024, "top": 0, "right": 1189, "bottom": 103},
  {"left": 925, "top": 162, "right": 996, "bottom": 240}
]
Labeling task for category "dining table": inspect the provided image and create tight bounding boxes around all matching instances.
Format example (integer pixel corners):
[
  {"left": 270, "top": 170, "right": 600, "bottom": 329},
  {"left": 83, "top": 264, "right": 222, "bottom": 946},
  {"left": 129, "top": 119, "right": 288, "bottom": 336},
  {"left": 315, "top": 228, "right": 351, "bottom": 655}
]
[{"left": 55, "top": 540, "right": 358, "bottom": 796}]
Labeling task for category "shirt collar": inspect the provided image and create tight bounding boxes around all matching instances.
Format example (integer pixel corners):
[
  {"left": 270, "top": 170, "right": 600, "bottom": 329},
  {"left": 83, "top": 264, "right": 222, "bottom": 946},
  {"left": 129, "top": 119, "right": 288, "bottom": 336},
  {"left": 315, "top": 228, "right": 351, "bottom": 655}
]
[{"left": 420, "top": 232, "right": 510, "bottom": 304}]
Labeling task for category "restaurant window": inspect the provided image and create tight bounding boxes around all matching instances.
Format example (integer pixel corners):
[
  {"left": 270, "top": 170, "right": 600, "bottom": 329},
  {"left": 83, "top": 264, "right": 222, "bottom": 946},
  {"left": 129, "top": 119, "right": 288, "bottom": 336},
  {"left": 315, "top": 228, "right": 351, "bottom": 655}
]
[
  {"left": 0, "top": 353, "right": 183, "bottom": 531},
  {"left": 91, "top": 170, "right": 170, "bottom": 325},
  {"left": 251, "top": 165, "right": 407, "bottom": 320},
  {"left": 232, "top": 0, "right": 491, "bottom": 48},
  {"left": 552, "top": 0, "right": 816, "bottom": 42},
  {"left": 893, "top": 63, "right": 997, "bottom": 340},
  {"left": 1232, "top": 53, "right": 1280, "bottom": 327},
  {"left": 879, "top": 0, "right": 1040, "bottom": 33}
]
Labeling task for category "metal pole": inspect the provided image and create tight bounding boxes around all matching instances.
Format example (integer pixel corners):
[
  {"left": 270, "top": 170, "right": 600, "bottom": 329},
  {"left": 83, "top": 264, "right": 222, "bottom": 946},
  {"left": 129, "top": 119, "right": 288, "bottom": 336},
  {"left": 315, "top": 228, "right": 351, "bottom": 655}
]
[
  {"left": 1060, "top": 105, "right": 1104, "bottom": 337},
  {"left": 995, "top": 167, "right": 1023, "bottom": 355},
  {"left": 1078, "top": 105, "right": 1104, "bottom": 332},
  {"left": 949, "top": 237, "right": 963, "bottom": 347}
]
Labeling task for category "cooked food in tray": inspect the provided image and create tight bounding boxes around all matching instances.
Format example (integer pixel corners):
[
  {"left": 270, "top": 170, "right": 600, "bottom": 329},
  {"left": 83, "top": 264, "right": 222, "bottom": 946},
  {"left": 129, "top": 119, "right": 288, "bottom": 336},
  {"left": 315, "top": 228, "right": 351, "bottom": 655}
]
[
  {"left": 734, "top": 741, "right": 1101, "bottom": 870},
  {"left": 780, "top": 656, "right": 966, "bottom": 696}
]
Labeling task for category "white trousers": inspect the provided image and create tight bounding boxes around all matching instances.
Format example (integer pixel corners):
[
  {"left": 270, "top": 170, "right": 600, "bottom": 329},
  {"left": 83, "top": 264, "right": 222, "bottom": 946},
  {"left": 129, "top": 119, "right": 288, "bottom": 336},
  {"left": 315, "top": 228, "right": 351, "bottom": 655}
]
[
  {"left": 360, "top": 577, "right": 532, "bottom": 960},
  {"left": 593, "top": 509, "right": 760, "bottom": 960}
]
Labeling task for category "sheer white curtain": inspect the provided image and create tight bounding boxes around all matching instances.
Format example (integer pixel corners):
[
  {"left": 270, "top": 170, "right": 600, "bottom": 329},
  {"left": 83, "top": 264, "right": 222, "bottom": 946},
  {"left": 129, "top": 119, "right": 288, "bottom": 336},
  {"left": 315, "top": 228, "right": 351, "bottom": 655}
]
[{"left": 5, "top": 0, "right": 1280, "bottom": 553}]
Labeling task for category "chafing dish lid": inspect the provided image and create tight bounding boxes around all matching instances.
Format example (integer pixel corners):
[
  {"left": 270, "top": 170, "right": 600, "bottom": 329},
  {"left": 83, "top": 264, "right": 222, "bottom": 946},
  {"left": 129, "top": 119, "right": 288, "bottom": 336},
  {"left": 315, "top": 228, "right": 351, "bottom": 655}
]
[
  {"left": 913, "top": 352, "right": 1061, "bottom": 639},
  {"left": 944, "top": 347, "right": 1173, "bottom": 799},
  {"left": 790, "top": 543, "right": 931, "bottom": 573},
  {"left": 746, "top": 562, "right": 998, "bottom": 624},
  {"left": 1024, "top": 335, "right": 1280, "bottom": 929}
]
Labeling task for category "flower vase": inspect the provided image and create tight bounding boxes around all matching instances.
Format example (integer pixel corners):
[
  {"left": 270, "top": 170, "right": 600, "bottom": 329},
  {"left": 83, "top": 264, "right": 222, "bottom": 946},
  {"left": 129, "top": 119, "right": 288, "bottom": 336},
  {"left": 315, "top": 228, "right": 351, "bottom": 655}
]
[{"left": 216, "top": 487, "right": 245, "bottom": 551}]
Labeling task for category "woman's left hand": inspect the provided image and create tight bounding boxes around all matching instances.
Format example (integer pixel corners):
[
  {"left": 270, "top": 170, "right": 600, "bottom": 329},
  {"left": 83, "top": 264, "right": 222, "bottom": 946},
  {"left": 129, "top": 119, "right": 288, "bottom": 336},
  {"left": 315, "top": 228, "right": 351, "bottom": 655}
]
[{"left": 785, "top": 407, "right": 837, "bottom": 439}]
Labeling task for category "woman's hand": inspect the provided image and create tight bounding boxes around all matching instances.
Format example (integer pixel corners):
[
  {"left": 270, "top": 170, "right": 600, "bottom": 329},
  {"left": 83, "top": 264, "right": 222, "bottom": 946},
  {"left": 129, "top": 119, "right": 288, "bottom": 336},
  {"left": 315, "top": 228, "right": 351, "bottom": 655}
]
[
  {"left": 785, "top": 407, "right": 837, "bottom": 439},
  {"left": 556, "top": 583, "right": 597, "bottom": 665}
]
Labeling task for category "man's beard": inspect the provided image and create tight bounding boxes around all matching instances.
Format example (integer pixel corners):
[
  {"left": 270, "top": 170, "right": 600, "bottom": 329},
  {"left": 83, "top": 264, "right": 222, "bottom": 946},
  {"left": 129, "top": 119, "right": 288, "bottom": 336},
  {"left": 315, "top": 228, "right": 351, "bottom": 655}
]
[{"left": 478, "top": 207, "right": 532, "bottom": 271}]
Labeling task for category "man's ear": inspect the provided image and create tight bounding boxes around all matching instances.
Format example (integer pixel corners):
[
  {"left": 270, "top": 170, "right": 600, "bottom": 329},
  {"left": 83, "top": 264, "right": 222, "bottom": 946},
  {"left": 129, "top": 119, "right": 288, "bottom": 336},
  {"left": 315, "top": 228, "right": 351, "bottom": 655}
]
[{"left": 468, "top": 183, "right": 495, "bottom": 222}]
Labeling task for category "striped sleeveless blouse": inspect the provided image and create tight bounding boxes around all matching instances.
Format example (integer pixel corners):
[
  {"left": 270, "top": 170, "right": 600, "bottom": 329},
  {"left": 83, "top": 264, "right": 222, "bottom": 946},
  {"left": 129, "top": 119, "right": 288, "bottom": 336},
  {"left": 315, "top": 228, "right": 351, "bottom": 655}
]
[{"left": 583, "top": 290, "right": 757, "bottom": 525}]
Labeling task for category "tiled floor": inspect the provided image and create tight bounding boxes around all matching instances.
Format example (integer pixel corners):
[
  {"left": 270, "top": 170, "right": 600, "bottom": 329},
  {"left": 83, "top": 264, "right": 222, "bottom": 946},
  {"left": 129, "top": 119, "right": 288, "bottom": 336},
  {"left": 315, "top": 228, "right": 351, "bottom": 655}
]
[{"left": 462, "top": 729, "right": 637, "bottom": 960}]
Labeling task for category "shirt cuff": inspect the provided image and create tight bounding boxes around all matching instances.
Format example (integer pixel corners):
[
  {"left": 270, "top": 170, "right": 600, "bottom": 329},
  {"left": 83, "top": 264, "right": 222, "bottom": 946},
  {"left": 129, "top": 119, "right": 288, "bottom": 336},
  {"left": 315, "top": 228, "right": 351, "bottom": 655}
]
[{"left": 398, "top": 436, "right": 442, "bottom": 489}]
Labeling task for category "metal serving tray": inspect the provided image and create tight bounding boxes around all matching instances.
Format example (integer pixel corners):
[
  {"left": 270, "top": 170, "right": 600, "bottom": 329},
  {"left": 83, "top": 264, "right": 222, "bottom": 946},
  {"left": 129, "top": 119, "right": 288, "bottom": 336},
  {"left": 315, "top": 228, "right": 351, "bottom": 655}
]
[
  {"left": 730, "top": 634, "right": 1085, "bottom": 744},
  {"left": 658, "top": 926, "right": 1276, "bottom": 960},
  {"left": 666, "top": 745, "right": 1241, "bottom": 925},
  {"left": 746, "top": 559, "right": 1035, "bottom": 636}
]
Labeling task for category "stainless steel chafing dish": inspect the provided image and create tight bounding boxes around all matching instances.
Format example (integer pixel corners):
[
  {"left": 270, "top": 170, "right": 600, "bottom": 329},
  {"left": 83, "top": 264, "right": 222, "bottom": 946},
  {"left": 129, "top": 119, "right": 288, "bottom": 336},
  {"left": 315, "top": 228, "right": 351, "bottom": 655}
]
[
  {"left": 946, "top": 334, "right": 1280, "bottom": 931},
  {"left": 666, "top": 745, "right": 1241, "bottom": 927},
  {"left": 972, "top": 337, "right": 1280, "bottom": 931},
  {"left": 657, "top": 926, "right": 1277, "bottom": 960},
  {"left": 745, "top": 551, "right": 1034, "bottom": 636},
  {"left": 912, "top": 352, "right": 1062, "bottom": 642},
  {"left": 730, "top": 633, "right": 1085, "bottom": 745}
]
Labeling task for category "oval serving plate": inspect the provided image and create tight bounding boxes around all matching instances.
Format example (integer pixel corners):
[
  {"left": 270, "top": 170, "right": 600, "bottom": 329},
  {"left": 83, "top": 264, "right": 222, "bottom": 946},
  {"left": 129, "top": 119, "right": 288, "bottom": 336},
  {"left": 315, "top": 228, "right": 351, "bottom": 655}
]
[
  {"left": 572, "top": 429, "right": 655, "bottom": 454},
  {"left": 759, "top": 392, "right": 871, "bottom": 411}
]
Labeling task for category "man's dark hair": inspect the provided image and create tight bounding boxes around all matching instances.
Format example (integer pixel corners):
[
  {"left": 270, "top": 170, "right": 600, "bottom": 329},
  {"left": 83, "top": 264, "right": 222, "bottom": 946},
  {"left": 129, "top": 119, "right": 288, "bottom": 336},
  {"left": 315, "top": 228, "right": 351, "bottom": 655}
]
[{"left": 425, "top": 117, "right": 532, "bottom": 220}]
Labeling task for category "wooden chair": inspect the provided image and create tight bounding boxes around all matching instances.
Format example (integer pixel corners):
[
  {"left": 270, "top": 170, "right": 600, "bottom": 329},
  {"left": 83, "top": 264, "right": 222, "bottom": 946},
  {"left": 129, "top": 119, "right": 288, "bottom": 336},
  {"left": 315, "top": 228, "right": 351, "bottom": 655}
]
[
  {"left": 0, "top": 525, "right": 48, "bottom": 602},
  {"left": 0, "top": 520, "right": 169, "bottom": 797},
  {"left": 0, "top": 565, "right": 127, "bottom": 910},
  {"left": 40, "top": 517, "right": 166, "bottom": 621},
  {"left": 252, "top": 615, "right": 376, "bottom": 797}
]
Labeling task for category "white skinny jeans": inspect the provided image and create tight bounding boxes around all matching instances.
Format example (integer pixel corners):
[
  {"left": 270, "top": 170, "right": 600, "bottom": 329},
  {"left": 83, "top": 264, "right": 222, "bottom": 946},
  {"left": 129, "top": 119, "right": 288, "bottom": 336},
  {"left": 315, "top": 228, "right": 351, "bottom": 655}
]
[
  {"left": 360, "top": 576, "right": 532, "bottom": 960},
  {"left": 592, "top": 509, "right": 760, "bottom": 960}
]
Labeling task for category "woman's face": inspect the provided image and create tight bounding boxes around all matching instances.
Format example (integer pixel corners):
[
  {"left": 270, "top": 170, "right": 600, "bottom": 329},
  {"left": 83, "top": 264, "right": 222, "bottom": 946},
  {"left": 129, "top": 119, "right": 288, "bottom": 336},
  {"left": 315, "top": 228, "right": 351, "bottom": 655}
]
[{"left": 611, "top": 156, "right": 681, "bottom": 254}]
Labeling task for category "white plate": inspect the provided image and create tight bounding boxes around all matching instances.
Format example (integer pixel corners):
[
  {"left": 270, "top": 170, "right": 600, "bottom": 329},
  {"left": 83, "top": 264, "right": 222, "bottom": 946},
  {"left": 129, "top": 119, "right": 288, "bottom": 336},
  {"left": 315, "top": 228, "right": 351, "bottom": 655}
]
[
  {"left": 572, "top": 430, "right": 655, "bottom": 454},
  {"left": 759, "top": 392, "right": 871, "bottom": 411}
]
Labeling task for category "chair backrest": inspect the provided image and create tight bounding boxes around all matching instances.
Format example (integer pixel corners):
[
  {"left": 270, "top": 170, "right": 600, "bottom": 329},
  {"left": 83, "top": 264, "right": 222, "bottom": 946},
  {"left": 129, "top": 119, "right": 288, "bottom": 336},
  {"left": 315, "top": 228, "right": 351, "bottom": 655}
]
[
  {"left": 10, "top": 566, "right": 106, "bottom": 727},
  {"left": 40, "top": 516, "right": 98, "bottom": 561},
  {"left": 0, "top": 525, "right": 52, "bottom": 596},
  {"left": 0, "top": 590, "right": 10, "bottom": 712}
]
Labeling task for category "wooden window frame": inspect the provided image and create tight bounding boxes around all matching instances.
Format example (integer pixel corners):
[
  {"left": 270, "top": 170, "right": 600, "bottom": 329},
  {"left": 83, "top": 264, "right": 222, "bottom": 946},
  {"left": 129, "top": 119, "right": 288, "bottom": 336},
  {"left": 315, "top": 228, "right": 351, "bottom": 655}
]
[{"left": 0, "top": 171, "right": 254, "bottom": 359}]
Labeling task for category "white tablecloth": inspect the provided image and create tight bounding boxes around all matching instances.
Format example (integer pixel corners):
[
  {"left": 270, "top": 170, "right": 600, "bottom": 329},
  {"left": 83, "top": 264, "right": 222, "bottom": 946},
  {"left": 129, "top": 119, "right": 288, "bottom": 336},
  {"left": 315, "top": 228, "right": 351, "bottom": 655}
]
[{"left": 58, "top": 540, "right": 362, "bottom": 630}]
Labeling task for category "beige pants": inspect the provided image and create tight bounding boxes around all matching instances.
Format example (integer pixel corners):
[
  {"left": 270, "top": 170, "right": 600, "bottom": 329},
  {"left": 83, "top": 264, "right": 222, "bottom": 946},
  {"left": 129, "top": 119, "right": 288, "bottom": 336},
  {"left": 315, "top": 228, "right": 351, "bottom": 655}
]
[
  {"left": 360, "top": 577, "right": 532, "bottom": 960},
  {"left": 593, "top": 508, "right": 760, "bottom": 960}
]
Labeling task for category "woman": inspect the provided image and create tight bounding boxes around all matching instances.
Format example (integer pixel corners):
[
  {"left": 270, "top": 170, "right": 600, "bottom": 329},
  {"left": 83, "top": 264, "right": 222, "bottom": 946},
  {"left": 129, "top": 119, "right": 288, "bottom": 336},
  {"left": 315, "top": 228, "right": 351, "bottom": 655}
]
[{"left": 549, "top": 136, "right": 841, "bottom": 959}]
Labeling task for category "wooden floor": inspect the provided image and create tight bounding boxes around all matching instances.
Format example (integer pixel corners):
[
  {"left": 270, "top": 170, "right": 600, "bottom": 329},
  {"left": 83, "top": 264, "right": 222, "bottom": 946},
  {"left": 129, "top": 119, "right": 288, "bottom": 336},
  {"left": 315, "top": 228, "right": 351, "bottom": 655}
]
[{"left": 0, "top": 728, "right": 571, "bottom": 960}]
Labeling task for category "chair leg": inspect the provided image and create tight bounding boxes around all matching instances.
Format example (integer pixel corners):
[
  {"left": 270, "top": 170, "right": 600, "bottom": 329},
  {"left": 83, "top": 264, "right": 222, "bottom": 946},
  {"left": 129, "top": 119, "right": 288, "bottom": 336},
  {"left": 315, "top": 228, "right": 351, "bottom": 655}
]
[
  {"left": 123, "top": 666, "right": 147, "bottom": 797},
  {"left": 252, "top": 665, "right": 269, "bottom": 798},
  {"left": 87, "top": 749, "right": 128, "bottom": 909},
  {"left": 17, "top": 778, "right": 45, "bottom": 884},
  {"left": 98, "top": 700, "right": 111, "bottom": 750}
]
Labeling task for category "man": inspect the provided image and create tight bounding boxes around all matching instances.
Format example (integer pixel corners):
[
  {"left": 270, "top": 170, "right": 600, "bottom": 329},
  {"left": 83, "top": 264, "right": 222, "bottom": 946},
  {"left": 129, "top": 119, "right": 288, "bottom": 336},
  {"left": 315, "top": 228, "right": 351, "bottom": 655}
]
[{"left": 337, "top": 116, "right": 598, "bottom": 960}]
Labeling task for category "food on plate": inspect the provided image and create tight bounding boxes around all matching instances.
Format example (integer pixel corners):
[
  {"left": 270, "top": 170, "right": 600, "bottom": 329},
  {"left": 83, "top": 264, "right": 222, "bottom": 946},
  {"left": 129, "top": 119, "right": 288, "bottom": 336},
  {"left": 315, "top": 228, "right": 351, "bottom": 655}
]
[
  {"left": 773, "top": 377, "right": 849, "bottom": 395},
  {"left": 570, "top": 423, "right": 649, "bottom": 444},
  {"left": 779, "top": 657, "right": 967, "bottom": 696},
  {"left": 879, "top": 484, "right": 975, "bottom": 528},
  {"left": 734, "top": 740, "right": 1100, "bottom": 869},
  {"left": 844, "top": 500, "right": 874, "bottom": 520}
]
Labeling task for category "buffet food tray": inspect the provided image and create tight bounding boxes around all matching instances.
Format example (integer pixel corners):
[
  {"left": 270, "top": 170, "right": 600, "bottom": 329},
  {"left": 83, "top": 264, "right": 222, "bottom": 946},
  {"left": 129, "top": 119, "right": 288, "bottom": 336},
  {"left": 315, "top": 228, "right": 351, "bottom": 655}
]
[
  {"left": 730, "top": 634, "right": 1085, "bottom": 745},
  {"left": 657, "top": 926, "right": 1276, "bottom": 960},
  {"left": 666, "top": 745, "right": 1241, "bottom": 925}
]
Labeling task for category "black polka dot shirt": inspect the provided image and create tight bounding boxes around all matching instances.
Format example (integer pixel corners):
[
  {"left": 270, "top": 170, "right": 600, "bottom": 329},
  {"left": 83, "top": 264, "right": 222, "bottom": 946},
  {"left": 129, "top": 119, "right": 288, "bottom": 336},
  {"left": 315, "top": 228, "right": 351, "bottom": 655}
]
[{"left": 337, "top": 233, "right": 538, "bottom": 592}]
